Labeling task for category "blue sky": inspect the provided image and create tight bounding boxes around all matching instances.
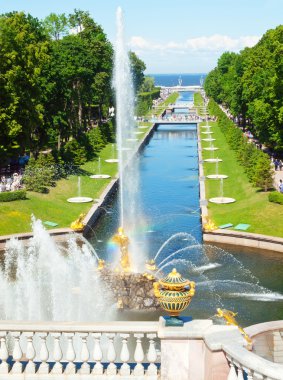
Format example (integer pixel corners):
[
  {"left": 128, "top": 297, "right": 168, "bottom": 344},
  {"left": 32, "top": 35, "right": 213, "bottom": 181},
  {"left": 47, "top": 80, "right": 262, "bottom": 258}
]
[{"left": 0, "top": 0, "right": 282, "bottom": 73}]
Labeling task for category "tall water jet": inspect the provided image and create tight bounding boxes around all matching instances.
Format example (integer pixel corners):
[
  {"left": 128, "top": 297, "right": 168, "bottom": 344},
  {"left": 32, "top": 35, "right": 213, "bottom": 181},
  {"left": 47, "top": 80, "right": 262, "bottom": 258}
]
[{"left": 113, "top": 7, "right": 146, "bottom": 270}]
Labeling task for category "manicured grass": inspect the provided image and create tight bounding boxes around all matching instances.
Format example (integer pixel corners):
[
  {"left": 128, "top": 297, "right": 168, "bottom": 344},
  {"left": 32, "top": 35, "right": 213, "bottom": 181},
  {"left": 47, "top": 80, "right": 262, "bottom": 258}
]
[
  {"left": 0, "top": 124, "right": 154, "bottom": 236},
  {"left": 200, "top": 120, "right": 283, "bottom": 237},
  {"left": 0, "top": 92, "right": 184, "bottom": 236},
  {"left": 194, "top": 93, "right": 206, "bottom": 116},
  {"left": 148, "top": 92, "right": 179, "bottom": 117}
]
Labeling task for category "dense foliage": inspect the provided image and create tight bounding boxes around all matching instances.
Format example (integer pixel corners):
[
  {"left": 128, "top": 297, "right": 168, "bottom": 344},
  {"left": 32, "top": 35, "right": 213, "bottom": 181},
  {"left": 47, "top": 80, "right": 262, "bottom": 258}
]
[
  {"left": 204, "top": 25, "right": 283, "bottom": 152},
  {"left": 0, "top": 10, "right": 148, "bottom": 165},
  {"left": 0, "top": 190, "right": 26, "bottom": 202},
  {"left": 268, "top": 192, "right": 283, "bottom": 205},
  {"left": 0, "top": 10, "right": 152, "bottom": 193},
  {"left": 208, "top": 100, "right": 273, "bottom": 191}
]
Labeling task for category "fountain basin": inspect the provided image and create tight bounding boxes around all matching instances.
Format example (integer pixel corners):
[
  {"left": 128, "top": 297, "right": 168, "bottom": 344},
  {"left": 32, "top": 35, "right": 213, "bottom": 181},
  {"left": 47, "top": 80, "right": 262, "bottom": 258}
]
[
  {"left": 202, "top": 138, "right": 216, "bottom": 142},
  {"left": 105, "top": 159, "right": 119, "bottom": 163},
  {"left": 209, "top": 197, "right": 236, "bottom": 204},
  {"left": 90, "top": 174, "right": 111, "bottom": 179},
  {"left": 206, "top": 174, "right": 228, "bottom": 179},
  {"left": 201, "top": 131, "right": 214, "bottom": 134},
  {"left": 67, "top": 197, "right": 94, "bottom": 203},
  {"left": 203, "top": 147, "right": 219, "bottom": 151},
  {"left": 204, "top": 158, "right": 223, "bottom": 163},
  {"left": 126, "top": 138, "right": 138, "bottom": 142}
]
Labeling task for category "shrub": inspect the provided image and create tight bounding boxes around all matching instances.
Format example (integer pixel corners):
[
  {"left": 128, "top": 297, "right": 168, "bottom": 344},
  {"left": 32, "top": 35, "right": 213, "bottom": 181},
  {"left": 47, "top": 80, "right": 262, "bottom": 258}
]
[
  {"left": 87, "top": 127, "right": 106, "bottom": 154},
  {"left": 23, "top": 154, "right": 56, "bottom": 193},
  {"left": 0, "top": 190, "right": 26, "bottom": 202},
  {"left": 268, "top": 192, "right": 283, "bottom": 205},
  {"left": 61, "top": 139, "right": 87, "bottom": 166},
  {"left": 208, "top": 99, "right": 273, "bottom": 191}
]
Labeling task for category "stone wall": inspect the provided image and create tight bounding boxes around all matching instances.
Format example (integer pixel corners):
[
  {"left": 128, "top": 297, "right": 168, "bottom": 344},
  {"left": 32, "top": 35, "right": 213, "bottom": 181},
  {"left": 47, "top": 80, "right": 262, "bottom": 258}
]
[{"left": 100, "top": 268, "right": 160, "bottom": 310}]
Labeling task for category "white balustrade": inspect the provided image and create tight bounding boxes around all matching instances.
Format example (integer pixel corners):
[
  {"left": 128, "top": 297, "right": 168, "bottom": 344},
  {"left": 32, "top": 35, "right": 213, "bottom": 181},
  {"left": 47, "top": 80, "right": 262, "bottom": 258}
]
[
  {"left": 120, "top": 333, "right": 130, "bottom": 376},
  {"left": 225, "top": 350, "right": 283, "bottom": 380},
  {"left": 11, "top": 332, "right": 22, "bottom": 374},
  {"left": 0, "top": 332, "right": 9, "bottom": 374},
  {"left": 0, "top": 321, "right": 159, "bottom": 378}
]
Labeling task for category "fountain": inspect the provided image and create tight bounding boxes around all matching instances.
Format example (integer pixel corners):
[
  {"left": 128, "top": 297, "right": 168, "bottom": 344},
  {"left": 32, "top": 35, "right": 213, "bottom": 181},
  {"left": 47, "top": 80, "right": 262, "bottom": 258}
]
[
  {"left": 203, "top": 140, "right": 219, "bottom": 151},
  {"left": 209, "top": 177, "right": 236, "bottom": 204},
  {"left": 105, "top": 144, "right": 119, "bottom": 163},
  {"left": 90, "top": 157, "right": 111, "bottom": 179},
  {"left": 67, "top": 176, "right": 93, "bottom": 203},
  {"left": 206, "top": 159, "right": 228, "bottom": 179},
  {"left": 2, "top": 8, "right": 282, "bottom": 329}
]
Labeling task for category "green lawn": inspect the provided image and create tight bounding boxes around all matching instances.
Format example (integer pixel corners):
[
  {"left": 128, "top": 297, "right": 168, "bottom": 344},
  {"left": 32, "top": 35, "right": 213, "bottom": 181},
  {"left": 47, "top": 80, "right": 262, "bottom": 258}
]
[
  {"left": 0, "top": 90, "right": 178, "bottom": 236},
  {"left": 200, "top": 119, "right": 283, "bottom": 237},
  {"left": 148, "top": 92, "right": 179, "bottom": 117}
]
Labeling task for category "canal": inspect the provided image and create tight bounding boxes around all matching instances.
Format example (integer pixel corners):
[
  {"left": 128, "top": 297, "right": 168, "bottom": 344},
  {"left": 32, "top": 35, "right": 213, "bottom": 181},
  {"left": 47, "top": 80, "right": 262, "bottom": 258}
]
[{"left": 89, "top": 93, "right": 283, "bottom": 326}]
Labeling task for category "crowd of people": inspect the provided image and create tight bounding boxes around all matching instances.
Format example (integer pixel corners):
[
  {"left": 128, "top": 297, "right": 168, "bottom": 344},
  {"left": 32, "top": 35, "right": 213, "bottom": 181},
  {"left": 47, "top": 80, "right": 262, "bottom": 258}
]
[{"left": 0, "top": 172, "right": 23, "bottom": 192}]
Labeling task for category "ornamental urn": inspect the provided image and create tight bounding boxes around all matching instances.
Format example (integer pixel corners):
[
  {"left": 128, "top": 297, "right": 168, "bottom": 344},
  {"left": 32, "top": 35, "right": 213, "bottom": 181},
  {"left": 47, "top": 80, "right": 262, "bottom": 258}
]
[{"left": 153, "top": 268, "right": 195, "bottom": 324}]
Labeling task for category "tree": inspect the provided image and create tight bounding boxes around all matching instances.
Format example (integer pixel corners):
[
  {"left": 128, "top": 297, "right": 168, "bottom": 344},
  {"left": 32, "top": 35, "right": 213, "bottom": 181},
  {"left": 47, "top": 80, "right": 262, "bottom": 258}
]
[
  {"left": 140, "top": 76, "right": 155, "bottom": 93},
  {"left": 43, "top": 13, "right": 68, "bottom": 40},
  {"left": 0, "top": 12, "right": 50, "bottom": 159},
  {"left": 129, "top": 51, "right": 146, "bottom": 92}
]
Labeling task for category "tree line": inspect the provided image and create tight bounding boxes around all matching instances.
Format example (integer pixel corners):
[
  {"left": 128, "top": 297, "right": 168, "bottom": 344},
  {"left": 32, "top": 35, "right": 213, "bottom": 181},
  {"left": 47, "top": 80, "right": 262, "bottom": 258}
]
[
  {"left": 204, "top": 25, "right": 283, "bottom": 153},
  {"left": 0, "top": 10, "right": 147, "bottom": 164}
]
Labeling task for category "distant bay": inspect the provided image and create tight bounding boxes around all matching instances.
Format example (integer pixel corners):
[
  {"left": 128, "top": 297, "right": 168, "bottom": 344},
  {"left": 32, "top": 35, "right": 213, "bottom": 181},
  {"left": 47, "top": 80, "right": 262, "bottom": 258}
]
[{"left": 147, "top": 73, "right": 206, "bottom": 87}]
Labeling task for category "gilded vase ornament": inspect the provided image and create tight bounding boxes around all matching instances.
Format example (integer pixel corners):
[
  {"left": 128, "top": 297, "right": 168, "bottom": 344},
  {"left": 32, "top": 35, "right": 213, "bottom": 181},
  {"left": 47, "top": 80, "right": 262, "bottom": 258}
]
[
  {"left": 112, "top": 227, "right": 131, "bottom": 272},
  {"left": 153, "top": 268, "right": 195, "bottom": 326}
]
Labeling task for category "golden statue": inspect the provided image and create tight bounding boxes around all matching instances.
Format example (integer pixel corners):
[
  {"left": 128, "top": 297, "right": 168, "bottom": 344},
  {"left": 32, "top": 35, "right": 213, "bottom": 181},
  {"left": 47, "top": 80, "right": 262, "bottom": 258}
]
[
  {"left": 112, "top": 227, "right": 131, "bottom": 272},
  {"left": 97, "top": 259, "right": 105, "bottom": 270},
  {"left": 146, "top": 259, "right": 158, "bottom": 272},
  {"left": 203, "top": 218, "right": 217, "bottom": 232},
  {"left": 215, "top": 308, "right": 252, "bottom": 348},
  {"left": 70, "top": 213, "right": 86, "bottom": 232}
]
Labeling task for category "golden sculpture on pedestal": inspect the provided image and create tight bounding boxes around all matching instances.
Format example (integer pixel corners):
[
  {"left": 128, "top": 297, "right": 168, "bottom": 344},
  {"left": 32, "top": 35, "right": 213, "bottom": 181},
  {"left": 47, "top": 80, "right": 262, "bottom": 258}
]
[
  {"left": 203, "top": 218, "right": 217, "bottom": 232},
  {"left": 153, "top": 268, "right": 195, "bottom": 326},
  {"left": 215, "top": 308, "right": 252, "bottom": 348},
  {"left": 97, "top": 259, "right": 105, "bottom": 270},
  {"left": 70, "top": 213, "right": 86, "bottom": 232},
  {"left": 146, "top": 259, "right": 158, "bottom": 272},
  {"left": 112, "top": 227, "right": 131, "bottom": 272}
]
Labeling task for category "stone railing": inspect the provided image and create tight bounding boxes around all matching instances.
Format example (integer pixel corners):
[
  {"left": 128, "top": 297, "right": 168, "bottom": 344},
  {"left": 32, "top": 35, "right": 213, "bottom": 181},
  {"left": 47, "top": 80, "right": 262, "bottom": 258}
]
[
  {"left": 0, "top": 321, "right": 159, "bottom": 379},
  {"left": 224, "top": 345, "right": 283, "bottom": 380},
  {"left": 0, "top": 319, "right": 282, "bottom": 379}
]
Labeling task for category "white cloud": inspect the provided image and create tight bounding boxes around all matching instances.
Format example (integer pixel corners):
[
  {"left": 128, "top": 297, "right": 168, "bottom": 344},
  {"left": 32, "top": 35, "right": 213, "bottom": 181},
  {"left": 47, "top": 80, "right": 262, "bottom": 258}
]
[
  {"left": 129, "top": 34, "right": 261, "bottom": 53},
  {"left": 128, "top": 34, "right": 261, "bottom": 73}
]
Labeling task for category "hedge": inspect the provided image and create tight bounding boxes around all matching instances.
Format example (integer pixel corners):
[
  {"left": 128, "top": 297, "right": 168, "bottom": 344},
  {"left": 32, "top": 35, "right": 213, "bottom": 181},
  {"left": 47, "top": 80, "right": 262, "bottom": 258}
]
[
  {"left": 268, "top": 192, "right": 283, "bottom": 205},
  {"left": 0, "top": 190, "right": 26, "bottom": 202}
]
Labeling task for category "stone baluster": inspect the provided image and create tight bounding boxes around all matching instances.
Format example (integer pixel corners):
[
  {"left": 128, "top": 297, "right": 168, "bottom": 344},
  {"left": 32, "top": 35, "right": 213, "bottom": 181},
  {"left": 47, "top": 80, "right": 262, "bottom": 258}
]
[
  {"left": 79, "top": 333, "right": 90, "bottom": 374},
  {"left": 147, "top": 333, "right": 158, "bottom": 375},
  {"left": 25, "top": 332, "right": 36, "bottom": 374},
  {"left": 227, "top": 361, "right": 237, "bottom": 380},
  {"left": 0, "top": 332, "right": 9, "bottom": 374},
  {"left": 236, "top": 366, "right": 244, "bottom": 380},
  {"left": 134, "top": 333, "right": 144, "bottom": 376},
  {"left": 51, "top": 333, "right": 63, "bottom": 374},
  {"left": 37, "top": 333, "right": 49, "bottom": 374},
  {"left": 11, "top": 332, "right": 22, "bottom": 374},
  {"left": 92, "top": 333, "right": 103, "bottom": 375},
  {"left": 119, "top": 333, "right": 130, "bottom": 376},
  {"left": 243, "top": 368, "right": 254, "bottom": 380},
  {"left": 65, "top": 333, "right": 76, "bottom": 374},
  {"left": 106, "top": 333, "right": 117, "bottom": 375}
]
